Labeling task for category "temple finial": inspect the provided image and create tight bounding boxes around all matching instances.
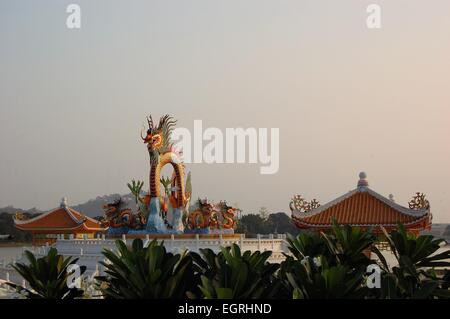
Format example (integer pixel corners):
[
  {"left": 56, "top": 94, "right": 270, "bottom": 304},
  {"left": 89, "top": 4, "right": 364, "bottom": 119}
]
[
  {"left": 60, "top": 197, "right": 68, "bottom": 208},
  {"left": 357, "top": 172, "right": 369, "bottom": 188}
]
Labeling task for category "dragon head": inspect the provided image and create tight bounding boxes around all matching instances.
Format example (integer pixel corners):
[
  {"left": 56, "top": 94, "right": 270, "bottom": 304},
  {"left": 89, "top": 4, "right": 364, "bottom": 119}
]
[
  {"left": 102, "top": 198, "right": 124, "bottom": 220},
  {"left": 141, "top": 115, "right": 177, "bottom": 163}
]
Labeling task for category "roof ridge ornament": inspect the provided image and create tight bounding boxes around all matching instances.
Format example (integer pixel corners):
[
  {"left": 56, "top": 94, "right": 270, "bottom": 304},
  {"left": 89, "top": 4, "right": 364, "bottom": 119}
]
[
  {"left": 357, "top": 171, "right": 369, "bottom": 188},
  {"left": 289, "top": 195, "right": 320, "bottom": 213},
  {"left": 408, "top": 192, "right": 430, "bottom": 210},
  {"left": 60, "top": 197, "right": 68, "bottom": 208},
  {"left": 14, "top": 211, "right": 27, "bottom": 221}
]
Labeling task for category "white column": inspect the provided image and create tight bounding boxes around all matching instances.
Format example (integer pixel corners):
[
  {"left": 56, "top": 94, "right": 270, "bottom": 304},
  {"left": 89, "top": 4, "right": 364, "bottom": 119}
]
[
  {"left": 171, "top": 234, "right": 175, "bottom": 250},
  {"left": 5, "top": 272, "right": 10, "bottom": 292},
  {"left": 195, "top": 234, "right": 200, "bottom": 251},
  {"left": 102, "top": 234, "right": 106, "bottom": 240},
  {"left": 257, "top": 234, "right": 261, "bottom": 250},
  {"left": 239, "top": 234, "right": 244, "bottom": 249},
  {"left": 122, "top": 234, "right": 126, "bottom": 244},
  {"left": 94, "top": 264, "right": 99, "bottom": 277},
  {"left": 219, "top": 234, "right": 223, "bottom": 246},
  {"left": 269, "top": 234, "right": 274, "bottom": 250}
]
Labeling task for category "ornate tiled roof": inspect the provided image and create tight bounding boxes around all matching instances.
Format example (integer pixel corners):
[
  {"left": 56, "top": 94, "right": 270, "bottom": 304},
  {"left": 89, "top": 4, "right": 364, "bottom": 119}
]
[
  {"left": 290, "top": 173, "right": 432, "bottom": 232},
  {"left": 14, "top": 198, "right": 105, "bottom": 232}
]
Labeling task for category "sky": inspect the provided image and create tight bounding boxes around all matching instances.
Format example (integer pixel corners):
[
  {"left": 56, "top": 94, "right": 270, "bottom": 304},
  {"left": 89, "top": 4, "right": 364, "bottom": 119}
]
[{"left": 0, "top": 1, "right": 449, "bottom": 221}]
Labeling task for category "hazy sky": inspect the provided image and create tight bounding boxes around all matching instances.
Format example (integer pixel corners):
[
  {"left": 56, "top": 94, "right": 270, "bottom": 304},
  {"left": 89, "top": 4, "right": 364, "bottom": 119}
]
[{"left": 1, "top": 1, "right": 449, "bottom": 221}]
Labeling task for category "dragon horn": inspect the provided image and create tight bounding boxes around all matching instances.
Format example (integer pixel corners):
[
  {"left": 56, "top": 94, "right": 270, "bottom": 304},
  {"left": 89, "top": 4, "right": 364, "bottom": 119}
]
[
  {"left": 147, "top": 116, "right": 154, "bottom": 130},
  {"left": 159, "top": 115, "right": 167, "bottom": 129}
]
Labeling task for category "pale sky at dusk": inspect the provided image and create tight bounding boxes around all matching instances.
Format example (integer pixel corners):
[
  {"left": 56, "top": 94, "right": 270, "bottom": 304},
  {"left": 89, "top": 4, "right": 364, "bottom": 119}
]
[{"left": 0, "top": 1, "right": 449, "bottom": 221}]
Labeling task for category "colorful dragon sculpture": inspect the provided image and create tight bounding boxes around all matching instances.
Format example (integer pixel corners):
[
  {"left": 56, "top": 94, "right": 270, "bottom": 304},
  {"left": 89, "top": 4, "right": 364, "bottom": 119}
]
[
  {"left": 104, "top": 114, "right": 236, "bottom": 234},
  {"left": 186, "top": 199, "right": 237, "bottom": 231},
  {"left": 102, "top": 198, "right": 146, "bottom": 230},
  {"left": 125, "top": 115, "right": 191, "bottom": 233}
]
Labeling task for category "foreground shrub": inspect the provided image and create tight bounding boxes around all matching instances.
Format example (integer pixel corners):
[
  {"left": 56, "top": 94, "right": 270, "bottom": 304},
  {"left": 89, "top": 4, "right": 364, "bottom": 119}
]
[
  {"left": 280, "top": 218, "right": 375, "bottom": 298},
  {"left": 285, "top": 256, "right": 368, "bottom": 299},
  {"left": 375, "top": 224, "right": 450, "bottom": 299},
  {"left": 7, "top": 247, "right": 85, "bottom": 299},
  {"left": 189, "top": 244, "right": 280, "bottom": 299},
  {"left": 96, "top": 238, "right": 197, "bottom": 298}
]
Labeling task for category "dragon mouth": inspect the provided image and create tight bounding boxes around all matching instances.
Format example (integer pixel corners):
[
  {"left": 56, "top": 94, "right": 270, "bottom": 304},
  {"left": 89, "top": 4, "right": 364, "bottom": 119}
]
[
  {"left": 103, "top": 206, "right": 116, "bottom": 217},
  {"left": 142, "top": 131, "right": 162, "bottom": 152},
  {"left": 144, "top": 140, "right": 157, "bottom": 152}
]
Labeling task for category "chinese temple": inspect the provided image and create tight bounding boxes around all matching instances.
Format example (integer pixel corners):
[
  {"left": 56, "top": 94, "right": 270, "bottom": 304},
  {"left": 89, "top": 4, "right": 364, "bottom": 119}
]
[
  {"left": 14, "top": 198, "right": 106, "bottom": 245},
  {"left": 290, "top": 172, "right": 432, "bottom": 235}
]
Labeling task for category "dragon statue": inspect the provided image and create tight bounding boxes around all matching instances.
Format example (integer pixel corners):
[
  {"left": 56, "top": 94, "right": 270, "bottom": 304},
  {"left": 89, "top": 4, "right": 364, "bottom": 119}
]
[
  {"left": 126, "top": 115, "right": 192, "bottom": 233},
  {"left": 218, "top": 201, "right": 237, "bottom": 229},
  {"left": 186, "top": 199, "right": 237, "bottom": 232},
  {"left": 186, "top": 199, "right": 215, "bottom": 230},
  {"left": 102, "top": 198, "right": 146, "bottom": 231},
  {"left": 104, "top": 114, "right": 237, "bottom": 235}
]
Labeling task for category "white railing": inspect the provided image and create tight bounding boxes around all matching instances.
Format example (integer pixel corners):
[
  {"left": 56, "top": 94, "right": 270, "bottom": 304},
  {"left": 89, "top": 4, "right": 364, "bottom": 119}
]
[
  {"left": 0, "top": 234, "right": 289, "bottom": 284},
  {"left": 53, "top": 234, "right": 287, "bottom": 256},
  {"left": 49, "top": 234, "right": 288, "bottom": 265}
]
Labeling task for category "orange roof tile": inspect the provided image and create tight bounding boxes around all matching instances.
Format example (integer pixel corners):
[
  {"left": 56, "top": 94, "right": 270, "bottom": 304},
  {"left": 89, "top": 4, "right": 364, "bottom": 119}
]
[{"left": 14, "top": 205, "right": 105, "bottom": 232}]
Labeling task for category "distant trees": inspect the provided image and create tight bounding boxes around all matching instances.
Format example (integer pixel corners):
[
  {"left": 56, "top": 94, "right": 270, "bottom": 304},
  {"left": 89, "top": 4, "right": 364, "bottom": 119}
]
[
  {"left": 235, "top": 212, "right": 300, "bottom": 237},
  {"left": 0, "top": 212, "right": 32, "bottom": 242},
  {"left": 259, "top": 207, "right": 269, "bottom": 220},
  {"left": 235, "top": 214, "right": 268, "bottom": 236}
]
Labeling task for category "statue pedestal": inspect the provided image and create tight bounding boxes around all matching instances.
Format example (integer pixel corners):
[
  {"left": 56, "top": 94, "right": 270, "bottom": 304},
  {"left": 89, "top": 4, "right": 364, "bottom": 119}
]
[{"left": 145, "top": 197, "right": 167, "bottom": 233}]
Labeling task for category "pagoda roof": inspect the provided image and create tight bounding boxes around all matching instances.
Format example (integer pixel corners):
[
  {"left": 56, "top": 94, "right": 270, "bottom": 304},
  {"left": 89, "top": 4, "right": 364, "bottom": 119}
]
[
  {"left": 14, "top": 198, "right": 106, "bottom": 232},
  {"left": 291, "top": 173, "right": 432, "bottom": 231}
]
